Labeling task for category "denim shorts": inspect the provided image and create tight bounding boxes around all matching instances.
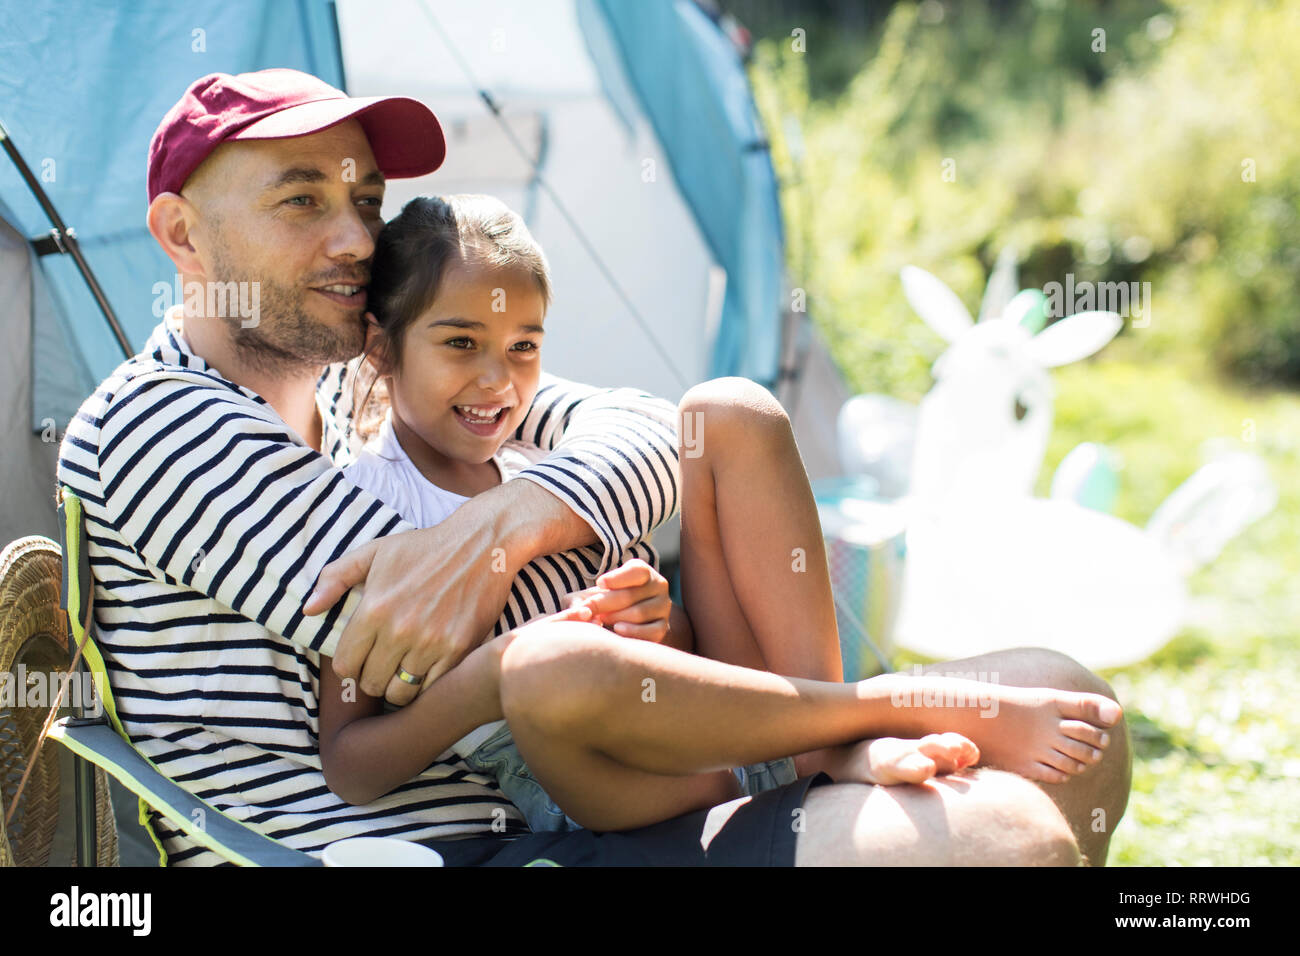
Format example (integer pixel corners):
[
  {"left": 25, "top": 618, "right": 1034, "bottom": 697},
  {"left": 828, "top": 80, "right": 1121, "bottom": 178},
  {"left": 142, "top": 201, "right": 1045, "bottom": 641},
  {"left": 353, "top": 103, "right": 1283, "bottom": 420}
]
[
  {"left": 462, "top": 722, "right": 801, "bottom": 834},
  {"left": 462, "top": 722, "right": 578, "bottom": 833}
]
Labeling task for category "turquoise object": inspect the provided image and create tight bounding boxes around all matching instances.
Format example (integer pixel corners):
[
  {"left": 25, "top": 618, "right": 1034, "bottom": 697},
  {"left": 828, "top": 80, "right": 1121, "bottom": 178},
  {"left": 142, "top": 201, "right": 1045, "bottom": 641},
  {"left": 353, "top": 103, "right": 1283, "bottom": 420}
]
[
  {"left": 1006, "top": 288, "right": 1050, "bottom": 333},
  {"left": 1053, "top": 442, "right": 1122, "bottom": 513},
  {"left": 811, "top": 474, "right": 882, "bottom": 505},
  {"left": 1075, "top": 451, "right": 1121, "bottom": 513},
  {"left": 812, "top": 477, "right": 903, "bottom": 678}
]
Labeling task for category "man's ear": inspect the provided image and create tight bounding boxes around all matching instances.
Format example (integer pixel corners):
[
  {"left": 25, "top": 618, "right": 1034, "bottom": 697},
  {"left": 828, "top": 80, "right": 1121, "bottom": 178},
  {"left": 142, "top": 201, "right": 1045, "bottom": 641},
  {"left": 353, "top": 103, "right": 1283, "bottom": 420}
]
[{"left": 146, "top": 193, "right": 204, "bottom": 276}]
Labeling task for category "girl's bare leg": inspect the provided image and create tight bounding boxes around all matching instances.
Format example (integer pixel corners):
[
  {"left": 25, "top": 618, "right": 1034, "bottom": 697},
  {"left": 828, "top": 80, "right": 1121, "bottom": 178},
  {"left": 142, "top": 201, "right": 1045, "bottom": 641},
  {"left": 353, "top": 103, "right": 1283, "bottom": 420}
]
[
  {"left": 496, "top": 622, "right": 1121, "bottom": 832},
  {"left": 677, "top": 378, "right": 848, "bottom": 777},
  {"left": 677, "top": 378, "right": 842, "bottom": 683}
]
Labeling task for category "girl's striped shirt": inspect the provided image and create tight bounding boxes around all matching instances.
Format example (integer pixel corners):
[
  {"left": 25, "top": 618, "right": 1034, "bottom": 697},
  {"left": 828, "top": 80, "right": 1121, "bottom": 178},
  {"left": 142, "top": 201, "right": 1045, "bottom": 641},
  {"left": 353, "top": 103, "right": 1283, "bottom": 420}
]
[{"left": 55, "top": 307, "right": 678, "bottom": 865}]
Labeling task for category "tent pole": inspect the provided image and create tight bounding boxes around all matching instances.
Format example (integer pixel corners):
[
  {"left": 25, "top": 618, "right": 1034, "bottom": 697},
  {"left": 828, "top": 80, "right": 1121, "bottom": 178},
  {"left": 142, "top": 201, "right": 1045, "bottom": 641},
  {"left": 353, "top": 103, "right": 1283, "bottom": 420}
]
[
  {"left": 0, "top": 117, "right": 132, "bottom": 359},
  {"left": 418, "top": 1, "right": 690, "bottom": 392}
]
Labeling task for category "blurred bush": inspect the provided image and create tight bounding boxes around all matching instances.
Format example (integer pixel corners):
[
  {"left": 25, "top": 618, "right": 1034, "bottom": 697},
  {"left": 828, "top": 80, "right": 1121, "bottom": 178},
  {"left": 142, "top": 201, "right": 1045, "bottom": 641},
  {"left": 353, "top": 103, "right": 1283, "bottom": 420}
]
[{"left": 746, "top": 0, "right": 1300, "bottom": 393}]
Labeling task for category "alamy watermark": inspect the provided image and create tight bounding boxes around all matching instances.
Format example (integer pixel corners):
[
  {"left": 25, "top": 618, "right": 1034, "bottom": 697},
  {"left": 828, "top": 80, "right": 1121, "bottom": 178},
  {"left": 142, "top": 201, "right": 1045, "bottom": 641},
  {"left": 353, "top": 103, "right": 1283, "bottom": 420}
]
[
  {"left": 1043, "top": 274, "right": 1151, "bottom": 328},
  {"left": 152, "top": 273, "right": 261, "bottom": 327},
  {"left": 889, "top": 665, "right": 1001, "bottom": 717},
  {"left": 0, "top": 664, "right": 102, "bottom": 718},
  {"left": 49, "top": 886, "right": 150, "bottom": 936}
]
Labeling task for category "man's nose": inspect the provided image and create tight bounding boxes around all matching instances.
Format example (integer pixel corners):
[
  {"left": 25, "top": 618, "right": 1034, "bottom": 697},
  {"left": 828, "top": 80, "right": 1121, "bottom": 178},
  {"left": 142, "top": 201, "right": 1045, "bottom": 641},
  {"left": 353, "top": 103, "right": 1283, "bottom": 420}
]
[{"left": 324, "top": 202, "right": 376, "bottom": 262}]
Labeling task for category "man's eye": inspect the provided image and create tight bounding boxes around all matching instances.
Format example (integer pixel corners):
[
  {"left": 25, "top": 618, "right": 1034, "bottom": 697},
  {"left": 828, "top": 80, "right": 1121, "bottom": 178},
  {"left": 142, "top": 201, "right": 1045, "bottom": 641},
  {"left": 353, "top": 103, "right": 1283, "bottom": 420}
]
[
  {"left": 285, "top": 196, "right": 314, "bottom": 207},
  {"left": 357, "top": 196, "right": 383, "bottom": 208}
]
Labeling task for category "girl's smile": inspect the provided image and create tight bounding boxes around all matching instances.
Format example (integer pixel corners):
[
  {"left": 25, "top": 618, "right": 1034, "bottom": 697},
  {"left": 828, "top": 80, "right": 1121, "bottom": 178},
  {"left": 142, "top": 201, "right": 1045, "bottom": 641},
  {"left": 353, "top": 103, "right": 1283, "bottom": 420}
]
[{"left": 452, "top": 402, "right": 513, "bottom": 436}]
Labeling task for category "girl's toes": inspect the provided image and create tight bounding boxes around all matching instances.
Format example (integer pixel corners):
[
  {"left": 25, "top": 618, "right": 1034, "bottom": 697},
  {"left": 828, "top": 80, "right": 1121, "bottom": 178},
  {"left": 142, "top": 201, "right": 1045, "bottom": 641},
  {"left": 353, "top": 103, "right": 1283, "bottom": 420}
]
[
  {"left": 1043, "top": 747, "right": 1089, "bottom": 776},
  {"left": 954, "top": 734, "right": 980, "bottom": 767},
  {"left": 1060, "top": 720, "right": 1108, "bottom": 750},
  {"left": 918, "top": 732, "right": 979, "bottom": 773},
  {"left": 895, "top": 752, "right": 938, "bottom": 783},
  {"left": 1061, "top": 692, "right": 1123, "bottom": 728},
  {"left": 1055, "top": 735, "right": 1103, "bottom": 767},
  {"left": 1032, "top": 762, "right": 1071, "bottom": 785}
]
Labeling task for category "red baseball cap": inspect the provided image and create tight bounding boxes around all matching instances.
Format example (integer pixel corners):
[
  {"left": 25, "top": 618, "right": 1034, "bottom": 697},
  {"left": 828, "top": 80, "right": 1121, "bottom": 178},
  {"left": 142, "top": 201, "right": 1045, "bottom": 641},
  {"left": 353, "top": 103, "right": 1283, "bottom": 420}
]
[{"left": 147, "top": 68, "right": 445, "bottom": 203}]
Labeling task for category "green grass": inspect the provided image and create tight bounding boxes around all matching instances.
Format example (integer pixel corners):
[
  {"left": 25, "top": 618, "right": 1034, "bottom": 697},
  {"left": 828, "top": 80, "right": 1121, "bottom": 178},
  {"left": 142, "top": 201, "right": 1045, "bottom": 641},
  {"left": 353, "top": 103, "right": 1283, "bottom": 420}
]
[{"left": 1081, "top": 359, "right": 1300, "bottom": 865}]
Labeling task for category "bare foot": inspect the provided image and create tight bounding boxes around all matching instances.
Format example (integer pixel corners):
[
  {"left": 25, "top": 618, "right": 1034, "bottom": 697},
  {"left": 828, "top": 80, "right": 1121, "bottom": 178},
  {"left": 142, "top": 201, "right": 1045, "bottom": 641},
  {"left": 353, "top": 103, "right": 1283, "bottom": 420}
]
[
  {"left": 873, "top": 673, "right": 1123, "bottom": 784},
  {"left": 826, "top": 733, "right": 980, "bottom": 786}
]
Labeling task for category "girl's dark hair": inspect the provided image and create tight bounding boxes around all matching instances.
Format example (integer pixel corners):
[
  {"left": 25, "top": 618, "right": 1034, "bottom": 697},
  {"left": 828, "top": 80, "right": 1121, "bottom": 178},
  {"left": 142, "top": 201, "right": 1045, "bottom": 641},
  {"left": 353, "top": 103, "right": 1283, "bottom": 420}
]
[{"left": 352, "top": 194, "right": 552, "bottom": 443}]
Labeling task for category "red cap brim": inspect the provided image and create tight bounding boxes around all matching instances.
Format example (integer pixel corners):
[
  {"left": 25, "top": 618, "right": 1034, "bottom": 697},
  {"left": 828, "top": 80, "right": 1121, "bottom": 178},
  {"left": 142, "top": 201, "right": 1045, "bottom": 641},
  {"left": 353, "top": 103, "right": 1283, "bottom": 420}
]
[{"left": 227, "top": 95, "right": 445, "bottom": 180}]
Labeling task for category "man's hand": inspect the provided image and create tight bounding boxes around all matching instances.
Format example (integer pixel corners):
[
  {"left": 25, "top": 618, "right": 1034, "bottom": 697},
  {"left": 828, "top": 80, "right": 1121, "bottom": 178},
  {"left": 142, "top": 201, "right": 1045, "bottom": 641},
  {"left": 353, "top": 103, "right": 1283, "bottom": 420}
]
[
  {"left": 303, "top": 480, "right": 597, "bottom": 705},
  {"left": 566, "top": 559, "right": 675, "bottom": 644}
]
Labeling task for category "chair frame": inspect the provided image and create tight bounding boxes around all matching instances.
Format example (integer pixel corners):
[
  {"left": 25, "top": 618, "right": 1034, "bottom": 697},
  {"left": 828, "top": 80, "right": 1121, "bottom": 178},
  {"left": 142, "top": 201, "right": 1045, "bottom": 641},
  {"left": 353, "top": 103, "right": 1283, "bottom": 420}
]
[{"left": 51, "top": 487, "right": 320, "bottom": 867}]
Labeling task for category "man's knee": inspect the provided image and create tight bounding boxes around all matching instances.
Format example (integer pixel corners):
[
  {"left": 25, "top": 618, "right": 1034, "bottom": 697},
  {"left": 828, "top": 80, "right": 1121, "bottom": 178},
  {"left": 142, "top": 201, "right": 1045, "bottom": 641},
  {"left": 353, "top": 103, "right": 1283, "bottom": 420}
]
[
  {"left": 498, "top": 621, "right": 622, "bottom": 735},
  {"left": 922, "top": 769, "right": 1081, "bottom": 866},
  {"left": 936, "top": 647, "right": 1121, "bottom": 704},
  {"left": 982, "top": 770, "right": 1083, "bottom": 866},
  {"left": 797, "top": 771, "right": 1081, "bottom": 866},
  {"left": 1008, "top": 647, "right": 1119, "bottom": 700},
  {"left": 678, "top": 377, "right": 791, "bottom": 455}
]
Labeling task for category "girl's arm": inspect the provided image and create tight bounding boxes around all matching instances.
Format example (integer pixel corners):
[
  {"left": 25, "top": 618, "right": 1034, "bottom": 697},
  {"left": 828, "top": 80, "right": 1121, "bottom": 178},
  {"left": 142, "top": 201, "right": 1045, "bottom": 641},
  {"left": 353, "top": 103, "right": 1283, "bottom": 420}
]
[
  {"left": 316, "top": 604, "right": 594, "bottom": 805},
  {"left": 317, "top": 637, "right": 508, "bottom": 805},
  {"left": 509, "top": 373, "right": 680, "bottom": 575}
]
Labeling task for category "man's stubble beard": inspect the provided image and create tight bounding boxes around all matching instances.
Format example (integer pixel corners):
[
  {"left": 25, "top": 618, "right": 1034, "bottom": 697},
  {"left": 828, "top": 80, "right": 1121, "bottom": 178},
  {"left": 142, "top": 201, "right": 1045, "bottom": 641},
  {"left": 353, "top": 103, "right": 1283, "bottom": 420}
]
[{"left": 211, "top": 242, "right": 365, "bottom": 378}]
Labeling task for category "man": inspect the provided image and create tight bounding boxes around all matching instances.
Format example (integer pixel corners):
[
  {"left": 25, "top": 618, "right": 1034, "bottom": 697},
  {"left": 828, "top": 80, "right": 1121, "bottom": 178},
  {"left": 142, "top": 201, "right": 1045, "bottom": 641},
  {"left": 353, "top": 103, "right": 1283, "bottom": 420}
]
[{"left": 59, "top": 69, "right": 1128, "bottom": 866}]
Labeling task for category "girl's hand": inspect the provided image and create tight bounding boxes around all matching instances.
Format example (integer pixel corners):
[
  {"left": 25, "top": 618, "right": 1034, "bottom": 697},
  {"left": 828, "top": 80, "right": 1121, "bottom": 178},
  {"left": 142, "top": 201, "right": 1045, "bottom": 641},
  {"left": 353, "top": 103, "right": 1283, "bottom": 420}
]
[{"left": 567, "top": 559, "right": 673, "bottom": 643}]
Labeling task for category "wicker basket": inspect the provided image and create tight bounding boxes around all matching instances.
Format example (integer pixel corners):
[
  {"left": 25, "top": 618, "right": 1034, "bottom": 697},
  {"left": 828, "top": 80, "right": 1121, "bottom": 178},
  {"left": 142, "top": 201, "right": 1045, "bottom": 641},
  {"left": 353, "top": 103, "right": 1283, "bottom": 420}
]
[{"left": 0, "top": 535, "right": 118, "bottom": 867}]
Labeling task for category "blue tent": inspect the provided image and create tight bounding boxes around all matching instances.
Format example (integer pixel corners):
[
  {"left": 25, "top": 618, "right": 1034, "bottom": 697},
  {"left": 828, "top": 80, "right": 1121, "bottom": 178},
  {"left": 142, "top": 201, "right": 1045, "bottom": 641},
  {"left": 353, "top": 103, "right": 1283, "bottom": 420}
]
[
  {"left": 597, "top": 0, "right": 786, "bottom": 385},
  {"left": 1, "top": 0, "right": 345, "bottom": 433},
  {"left": 2, "top": 0, "right": 789, "bottom": 431}
]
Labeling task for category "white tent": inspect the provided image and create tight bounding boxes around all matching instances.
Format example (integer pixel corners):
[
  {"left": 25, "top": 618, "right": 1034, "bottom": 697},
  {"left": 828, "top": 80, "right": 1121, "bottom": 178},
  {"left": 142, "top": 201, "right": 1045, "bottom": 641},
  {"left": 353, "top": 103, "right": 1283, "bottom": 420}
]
[{"left": 338, "top": 0, "right": 846, "bottom": 491}]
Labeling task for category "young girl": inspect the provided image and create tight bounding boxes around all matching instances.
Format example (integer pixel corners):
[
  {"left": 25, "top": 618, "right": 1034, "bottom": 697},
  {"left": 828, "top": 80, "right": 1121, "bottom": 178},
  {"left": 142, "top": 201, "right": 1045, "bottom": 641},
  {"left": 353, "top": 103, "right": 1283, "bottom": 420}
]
[
  {"left": 332, "top": 193, "right": 694, "bottom": 831},
  {"left": 319, "top": 194, "right": 1120, "bottom": 836}
]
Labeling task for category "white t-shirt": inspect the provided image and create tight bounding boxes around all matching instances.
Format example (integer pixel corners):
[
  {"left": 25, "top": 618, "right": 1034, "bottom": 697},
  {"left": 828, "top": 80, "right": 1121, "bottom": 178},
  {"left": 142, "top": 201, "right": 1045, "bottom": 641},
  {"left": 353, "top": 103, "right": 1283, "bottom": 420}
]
[
  {"left": 343, "top": 410, "right": 547, "bottom": 531},
  {"left": 343, "top": 411, "right": 565, "bottom": 755}
]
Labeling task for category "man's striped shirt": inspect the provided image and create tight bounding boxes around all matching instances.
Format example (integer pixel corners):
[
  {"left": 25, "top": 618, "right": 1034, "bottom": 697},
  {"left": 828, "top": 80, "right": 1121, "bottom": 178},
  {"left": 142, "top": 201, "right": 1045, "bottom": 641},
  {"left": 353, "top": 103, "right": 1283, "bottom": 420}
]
[{"left": 55, "top": 308, "right": 679, "bottom": 864}]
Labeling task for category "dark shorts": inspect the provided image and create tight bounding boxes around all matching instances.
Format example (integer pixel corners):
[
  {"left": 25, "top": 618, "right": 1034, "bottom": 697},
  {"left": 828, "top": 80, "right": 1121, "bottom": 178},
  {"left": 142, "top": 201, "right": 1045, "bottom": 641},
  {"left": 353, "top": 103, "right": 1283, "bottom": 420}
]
[{"left": 419, "top": 772, "right": 832, "bottom": 867}]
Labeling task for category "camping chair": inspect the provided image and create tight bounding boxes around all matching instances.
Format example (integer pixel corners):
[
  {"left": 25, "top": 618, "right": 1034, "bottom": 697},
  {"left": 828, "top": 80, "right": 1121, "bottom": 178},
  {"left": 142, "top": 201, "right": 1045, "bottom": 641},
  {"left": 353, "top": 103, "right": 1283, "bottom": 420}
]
[{"left": 0, "top": 487, "right": 318, "bottom": 866}]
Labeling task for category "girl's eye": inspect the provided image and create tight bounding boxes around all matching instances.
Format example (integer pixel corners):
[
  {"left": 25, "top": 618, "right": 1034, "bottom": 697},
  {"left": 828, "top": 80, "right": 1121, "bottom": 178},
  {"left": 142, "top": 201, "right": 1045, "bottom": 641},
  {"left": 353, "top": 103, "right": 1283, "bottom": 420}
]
[
  {"left": 511, "top": 341, "right": 539, "bottom": 353},
  {"left": 445, "top": 337, "right": 474, "bottom": 349}
]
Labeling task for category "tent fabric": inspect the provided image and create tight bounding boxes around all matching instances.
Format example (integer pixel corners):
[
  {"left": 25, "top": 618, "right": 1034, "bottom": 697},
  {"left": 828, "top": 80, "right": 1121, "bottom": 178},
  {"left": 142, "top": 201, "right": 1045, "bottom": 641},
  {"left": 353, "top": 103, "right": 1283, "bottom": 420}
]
[
  {"left": 595, "top": 0, "right": 786, "bottom": 388},
  {"left": 338, "top": 0, "right": 725, "bottom": 403},
  {"left": 0, "top": 0, "right": 344, "bottom": 412},
  {"left": 0, "top": 208, "right": 60, "bottom": 542}
]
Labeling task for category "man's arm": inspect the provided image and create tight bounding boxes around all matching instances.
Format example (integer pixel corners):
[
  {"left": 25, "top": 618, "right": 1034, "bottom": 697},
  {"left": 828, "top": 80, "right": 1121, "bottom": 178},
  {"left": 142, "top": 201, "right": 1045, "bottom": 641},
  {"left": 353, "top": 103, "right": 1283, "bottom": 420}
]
[
  {"left": 508, "top": 372, "right": 680, "bottom": 574},
  {"left": 306, "top": 372, "right": 682, "bottom": 704},
  {"left": 79, "top": 372, "right": 414, "bottom": 658}
]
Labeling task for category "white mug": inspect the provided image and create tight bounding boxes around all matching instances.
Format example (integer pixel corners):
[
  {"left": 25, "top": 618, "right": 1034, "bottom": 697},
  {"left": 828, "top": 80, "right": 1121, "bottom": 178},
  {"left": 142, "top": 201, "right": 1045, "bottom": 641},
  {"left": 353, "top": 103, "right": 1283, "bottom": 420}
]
[{"left": 322, "top": 836, "right": 445, "bottom": 867}]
